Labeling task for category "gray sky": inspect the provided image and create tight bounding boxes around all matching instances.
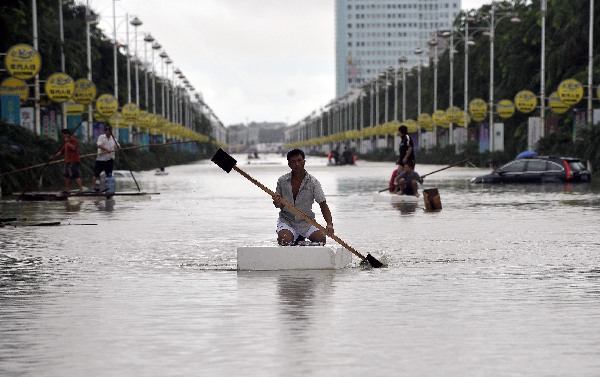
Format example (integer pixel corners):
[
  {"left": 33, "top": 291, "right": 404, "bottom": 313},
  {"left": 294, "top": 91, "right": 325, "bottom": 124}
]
[{"left": 90, "top": 0, "right": 489, "bottom": 126}]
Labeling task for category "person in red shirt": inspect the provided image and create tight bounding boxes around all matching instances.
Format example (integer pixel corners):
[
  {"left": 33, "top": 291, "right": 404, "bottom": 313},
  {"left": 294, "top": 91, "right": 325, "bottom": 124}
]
[{"left": 54, "top": 128, "right": 84, "bottom": 193}]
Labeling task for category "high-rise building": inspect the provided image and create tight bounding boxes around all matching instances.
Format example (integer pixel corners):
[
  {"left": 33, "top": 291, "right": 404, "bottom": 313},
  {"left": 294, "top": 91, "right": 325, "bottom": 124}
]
[{"left": 335, "top": 0, "right": 461, "bottom": 97}]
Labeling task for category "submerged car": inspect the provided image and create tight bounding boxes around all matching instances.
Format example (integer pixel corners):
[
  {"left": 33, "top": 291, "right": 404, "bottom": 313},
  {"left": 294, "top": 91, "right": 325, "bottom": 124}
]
[{"left": 470, "top": 156, "right": 591, "bottom": 184}]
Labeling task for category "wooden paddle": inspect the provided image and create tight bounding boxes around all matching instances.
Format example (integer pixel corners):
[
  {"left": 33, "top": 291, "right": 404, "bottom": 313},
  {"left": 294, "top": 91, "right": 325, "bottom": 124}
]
[
  {"left": 377, "top": 159, "right": 469, "bottom": 192},
  {"left": 211, "top": 148, "right": 383, "bottom": 268},
  {"left": 419, "top": 159, "right": 469, "bottom": 179}
]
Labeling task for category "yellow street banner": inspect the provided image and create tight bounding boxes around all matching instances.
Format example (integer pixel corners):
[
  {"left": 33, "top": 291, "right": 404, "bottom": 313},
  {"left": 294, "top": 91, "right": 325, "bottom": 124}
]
[
  {"left": 549, "top": 91, "right": 569, "bottom": 114},
  {"left": 432, "top": 110, "right": 449, "bottom": 128},
  {"left": 446, "top": 106, "right": 463, "bottom": 124},
  {"left": 404, "top": 119, "right": 418, "bottom": 133},
  {"left": 418, "top": 113, "right": 433, "bottom": 130},
  {"left": 45, "top": 72, "right": 75, "bottom": 103},
  {"left": 514, "top": 90, "right": 537, "bottom": 113},
  {"left": 136, "top": 111, "right": 151, "bottom": 128},
  {"left": 497, "top": 99, "right": 515, "bottom": 119},
  {"left": 469, "top": 98, "right": 487, "bottom": 122},
  {"left": 557, "top": 79, "right": 583, "bottom": 106},
  {"left": 93, "top": 111, "right": 108, "bottom": 122},
  {"left": 73, "top": 79, "right": 97, "bottom": 105},
  {"left": 122, "top": 103, "right": 140, "bottom": 122},
  {"left": 65, "top": 101, "right": 85, "bottom": 115},
  {"left": 0, "top": 77, "right": 29, "bottom": 102},
  {"left": 109, "top": 112, "right": 126, "bottom": 127},
  {"left": 5, "top": 44, "right": 42, "bottom": 80},
  {"left": 95, "top": 93, "right": 118, "bottom": 116}
]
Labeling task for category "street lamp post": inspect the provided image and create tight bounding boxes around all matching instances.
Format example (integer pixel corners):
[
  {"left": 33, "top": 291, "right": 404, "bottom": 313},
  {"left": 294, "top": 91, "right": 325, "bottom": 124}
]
[
  {"left": 479, "top": 3, "right": 521, "bottom": 151},
  {"left": 143, "top": 34, "right": 154, "bottom": 109},
  {"left": 159, "top": 51, "right": 169, "bottom": 120},
  {"left": 151, "top": 41, "right": 161, "bottom": 114},
  {"left": 414, "top": 47, "right": 424, "bottom": 144},
  {"left": 130, "top": 16, "right": 142, "bottom": 106},
  {"left": 398, "top": 56, "right": 408, "bottom": 122},
  {"left": 540, "top": 0, "right": 547, "bottom": 137},
  {"left": 429, "top": 37, "right": 440, "bottom": 146},
  {"left": 85, "top": 1, "right": 96, "bottom": 139}
]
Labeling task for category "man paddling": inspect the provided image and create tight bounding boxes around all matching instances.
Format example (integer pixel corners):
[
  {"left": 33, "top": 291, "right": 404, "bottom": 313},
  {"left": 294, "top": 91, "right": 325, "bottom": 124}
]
[{"left": 272, "top": 149, "right": 334, "bottom": 246}]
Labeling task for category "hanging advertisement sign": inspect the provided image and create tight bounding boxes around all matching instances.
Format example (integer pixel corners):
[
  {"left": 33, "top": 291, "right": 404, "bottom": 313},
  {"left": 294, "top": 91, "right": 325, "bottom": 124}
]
[
  {"left": 95, "top": 94, "right": 118, "bottom": 116},
  {"left": 446, "top": 106, "right": 462, "bottom": 124},
  {"left": 469, "top": 98, "right": 487, "bottom": 122},
  {"left": 73, "top": 79, "right": 97, "bottom": 105},
  {"left": 496, "top": 99, "right": 515, "bottom": 119},
  {"left": 557, "top": 79, "right": 583, "bottom": 106},
  {"left": 432, "top": 110, "right": 449, "bottom": 128},
  {"left": 122, "top": 102, "right": 140, "bottom": 122},
  {"left": 0, "top": 77, "right": 29, "bottom": 102},
  {"left": 5, "top": 44, "right": 42, "bottom": 80},
  {"left": 515, "top": 90, "right": 537, "bottom": 113},
  {"left": 548, "top": 92, "right": 569, "bottom": 114},
  {"left": 45, "top": 72, "right": 75, "bottom": 103},
  {"left": 417, "top": 113, "right": 433, "bottom": 130}
]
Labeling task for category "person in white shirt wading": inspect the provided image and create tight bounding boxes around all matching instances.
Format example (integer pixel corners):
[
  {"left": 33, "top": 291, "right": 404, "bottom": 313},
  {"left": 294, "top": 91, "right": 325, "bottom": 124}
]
[{"left": 92, "top": 126, "right": 120, "bottom": 192}]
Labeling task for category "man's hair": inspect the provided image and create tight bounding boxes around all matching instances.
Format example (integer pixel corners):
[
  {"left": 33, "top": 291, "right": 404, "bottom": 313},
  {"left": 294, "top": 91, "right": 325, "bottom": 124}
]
[
  {"left": 287, "top": 149, "right": 305, "bottom": 161},
  {"left": 398, "top": 125, "right": 408, "bottom": 134},
  {"left": 61, "top": 128, "right": 71, "bottom": 135},
  {"left": 105, "top": 126, "right": 112, "bottom": 132},
  {"left": 406, "top": 160, "right": 415, "bottom": 169}
]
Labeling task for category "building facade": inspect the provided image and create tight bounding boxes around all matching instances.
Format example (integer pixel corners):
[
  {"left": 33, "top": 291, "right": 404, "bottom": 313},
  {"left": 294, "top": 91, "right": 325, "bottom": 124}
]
[{"left": 335, "top": 0, "right": 461, "bottom": 97}]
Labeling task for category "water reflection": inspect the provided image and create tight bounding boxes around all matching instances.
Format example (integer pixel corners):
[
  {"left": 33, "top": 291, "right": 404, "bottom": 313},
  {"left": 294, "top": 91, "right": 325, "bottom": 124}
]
[{"left": 391, "top": 202, "right": 419, "bottom": 214}]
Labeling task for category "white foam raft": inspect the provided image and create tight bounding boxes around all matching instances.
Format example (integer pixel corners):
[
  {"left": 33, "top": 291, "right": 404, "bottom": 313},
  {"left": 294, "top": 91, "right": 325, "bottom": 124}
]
[
  {"left": 237, "top": 246, "right": 353, "bottom": 271},
  {"left": 372, "top": 191, "right": 419, "bottom": 203}
]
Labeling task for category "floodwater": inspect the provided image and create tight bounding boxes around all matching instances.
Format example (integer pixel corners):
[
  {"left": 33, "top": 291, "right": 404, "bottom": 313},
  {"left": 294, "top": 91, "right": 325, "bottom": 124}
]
[{"left": 1, "top": 154, "right": 600, "bottom": 376}]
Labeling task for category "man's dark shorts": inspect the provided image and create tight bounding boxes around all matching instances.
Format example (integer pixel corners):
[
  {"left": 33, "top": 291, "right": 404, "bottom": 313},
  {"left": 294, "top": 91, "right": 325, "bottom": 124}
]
[
  {"left": 94, "top": 159, "right": 114, "bottom": 177},
  {"left": 64, "top": 162, "right": 81, "bottom": 179}
]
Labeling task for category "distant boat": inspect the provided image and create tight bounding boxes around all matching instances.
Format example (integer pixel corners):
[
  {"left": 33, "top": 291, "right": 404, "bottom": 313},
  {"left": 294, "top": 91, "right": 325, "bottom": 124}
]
[
  {"left": 155, "top": 168, "right": 168, "bottom": 176},
  {"left": 372, "top": 191, "right": 419, "bottom": 203},
  {"left": 16, "top": 191, "right": 158, "bottom": 201}
]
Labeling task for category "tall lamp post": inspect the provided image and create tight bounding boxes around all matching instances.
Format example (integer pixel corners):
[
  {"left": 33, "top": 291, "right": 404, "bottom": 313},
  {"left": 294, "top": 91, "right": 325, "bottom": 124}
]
[
  {"left": 398, "top": 56, "right": 408, "bottom": 122},
  {"left": 151, "top": 41, "right": 161, "bottom": 114},
  {"left": 414, "top": 47, "right": 424, "bottom": 144},
  {"left": 130, "top": 16, "right": 142, "bottom": 106},
  {"left": 479, "top": 3, "right": 521, "bottom": 151},
  {"left": 85, "top": 1, "right": 97, "bottom": 140},
  {"left": 143, "top": 33, "right": 154, "bottom": 109},
  {"left": 429, "top": 36, "right": 440, "bottom": 146}
]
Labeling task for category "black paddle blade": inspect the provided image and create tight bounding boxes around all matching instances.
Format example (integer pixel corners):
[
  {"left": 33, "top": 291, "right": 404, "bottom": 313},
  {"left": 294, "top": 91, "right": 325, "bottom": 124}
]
[
  {"left": 211, "top": 148, "right": 237, "bottom": 173},
  {"left": 366, "top": 253, "right": 383, "bottom": 268}
]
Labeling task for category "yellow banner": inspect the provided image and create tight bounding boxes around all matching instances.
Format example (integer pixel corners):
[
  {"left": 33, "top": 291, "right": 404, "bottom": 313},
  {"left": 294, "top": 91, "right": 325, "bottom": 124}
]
[
  {"left": 0, "top": 77, "right": 29, "bottom": 102},
  {"left": 73, "top": 78, "right": 97, "bottom": 105},
  {"left": 432, "top": 110, "right": 449, "bottom": 128},
  {"left": 446, "top": 106, "right": 463, "bottom": 124},
  {"left": 514, "top": 90, "right": 537, "bottom": 113},
  {"left": 5, "top": 44, "right": 42, "bottom": 80},
  {"left": 548, "top": 91, "right": 569, "bottom": 114},
  {"left": 469, "top": 98, "right": 487, "bottom": 122},
  {"left": 557, "top": 79, "right": 583, "bottom": 106},
  {"left": 65, "top": 101, "right": 85, "bottom": 115},
  {"left": 496, "top": 99, "right": 515, "bottom": 119},
  {"left": 45, "top": 72, "right": 75, "bottom": 103},
  {"left": 95, "top": 93, "right": 118, "bottom": 116},
  {"left": 122, "top": 103, "right": 140, "bottom": 122}
]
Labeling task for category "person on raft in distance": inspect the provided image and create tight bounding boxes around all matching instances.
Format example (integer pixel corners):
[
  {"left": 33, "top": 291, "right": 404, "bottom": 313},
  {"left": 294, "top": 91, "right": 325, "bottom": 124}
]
[
  {"left": 394, "top": 160, "right": 423, "bottom": 197},
  {"left": 272, "top": 149, "right": 334, "bottom": 246}
]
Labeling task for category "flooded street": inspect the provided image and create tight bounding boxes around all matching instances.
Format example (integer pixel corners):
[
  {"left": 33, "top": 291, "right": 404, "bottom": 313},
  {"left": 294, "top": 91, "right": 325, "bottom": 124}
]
[{"left": 1, "top": 154, "right": 600, "bottom": 376}]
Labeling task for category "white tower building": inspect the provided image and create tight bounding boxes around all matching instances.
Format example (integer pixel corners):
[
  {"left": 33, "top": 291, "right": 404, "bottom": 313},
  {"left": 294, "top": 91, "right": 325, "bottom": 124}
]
[{"left": 335, "top": 0, "right": 461, "bottom": 97}]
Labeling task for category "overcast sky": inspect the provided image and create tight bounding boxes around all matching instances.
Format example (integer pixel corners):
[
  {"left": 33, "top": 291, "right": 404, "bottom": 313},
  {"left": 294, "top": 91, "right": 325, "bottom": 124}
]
[{"left": 89, "top": 0, "right": 489, "bottom": 126}]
